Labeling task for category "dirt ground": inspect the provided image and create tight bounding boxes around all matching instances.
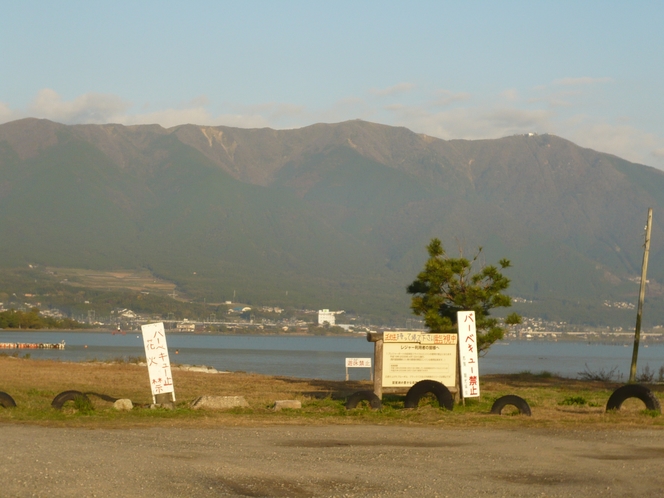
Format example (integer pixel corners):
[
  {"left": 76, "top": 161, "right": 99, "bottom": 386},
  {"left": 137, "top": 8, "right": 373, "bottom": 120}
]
[{"left": 2, "top": 424, "right": 663, "bottom": 497}]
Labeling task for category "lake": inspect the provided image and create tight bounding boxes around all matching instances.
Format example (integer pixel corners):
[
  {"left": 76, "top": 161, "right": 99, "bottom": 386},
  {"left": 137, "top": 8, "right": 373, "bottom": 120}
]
[{"left": 1, "top": 331, "right": 662, "bottom": 381}]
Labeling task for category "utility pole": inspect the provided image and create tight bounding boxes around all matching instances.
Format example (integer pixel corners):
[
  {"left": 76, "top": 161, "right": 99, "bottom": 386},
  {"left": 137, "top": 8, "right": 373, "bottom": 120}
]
[{"left": 629, "top": 208, "right": 653, "bottom": 383}]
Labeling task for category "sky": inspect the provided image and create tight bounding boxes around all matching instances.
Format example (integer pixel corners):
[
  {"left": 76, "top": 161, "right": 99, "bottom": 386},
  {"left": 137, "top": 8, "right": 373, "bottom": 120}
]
[{"left": 2, "top": 1, "right": 664, "bottom": 169}]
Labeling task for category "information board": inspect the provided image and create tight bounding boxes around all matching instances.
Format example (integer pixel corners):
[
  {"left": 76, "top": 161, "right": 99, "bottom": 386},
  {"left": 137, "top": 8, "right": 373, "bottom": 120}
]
[{"left": 382, "top": 332, "right": 457, "bottom": 388}]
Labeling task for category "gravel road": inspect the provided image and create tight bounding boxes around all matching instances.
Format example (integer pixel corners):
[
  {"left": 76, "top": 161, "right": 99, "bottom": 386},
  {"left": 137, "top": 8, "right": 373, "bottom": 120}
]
[{"left": 2, "top": 425, "right": 663, "bottom": 497}]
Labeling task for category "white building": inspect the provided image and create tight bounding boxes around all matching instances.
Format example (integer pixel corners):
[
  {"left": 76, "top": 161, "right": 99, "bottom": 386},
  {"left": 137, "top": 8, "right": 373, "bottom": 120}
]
[
  {"left": 318, "top": 309, "right": 336, "bottom": 326},
  {"left": 176, "top": 319, "right": 196, "bottom": 332}
]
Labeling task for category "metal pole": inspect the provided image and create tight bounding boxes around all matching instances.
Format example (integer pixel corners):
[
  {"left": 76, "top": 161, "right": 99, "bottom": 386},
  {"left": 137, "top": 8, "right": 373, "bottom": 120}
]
[{"left": 629, "top": 208, "right": 653, "bottom": 383}]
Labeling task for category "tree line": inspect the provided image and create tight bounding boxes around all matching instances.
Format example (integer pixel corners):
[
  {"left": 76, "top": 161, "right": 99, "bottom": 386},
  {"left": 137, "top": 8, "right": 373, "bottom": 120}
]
[{"left": 0, "top": 308, "right": 88, "bottom": 330}]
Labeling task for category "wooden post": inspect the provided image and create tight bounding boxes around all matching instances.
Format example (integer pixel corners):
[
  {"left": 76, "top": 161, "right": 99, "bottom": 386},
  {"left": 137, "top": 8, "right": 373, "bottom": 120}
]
[
  {"left": 629, "top": 208, "right": 653, "bottom": 383},
  {"left": 154, "top": 392, "right": 175, "bottom": 407},
  {"left": 457, "top": 346, "right": 464, "bottom": 405},
  {"left": 373, "top": 339, "right": 383, "bottom": 399}
]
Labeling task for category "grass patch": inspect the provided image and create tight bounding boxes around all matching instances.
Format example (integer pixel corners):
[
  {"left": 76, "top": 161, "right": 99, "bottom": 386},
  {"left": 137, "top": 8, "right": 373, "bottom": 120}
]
[
  {"left": 559, "top": 396, "right": 587, "bottom": 406},
  {"left": 1, "top": 358, "right": 664, "bottom": 428},
  {"left": 69, "top": 395, "right": 95, "bottom": 414}
]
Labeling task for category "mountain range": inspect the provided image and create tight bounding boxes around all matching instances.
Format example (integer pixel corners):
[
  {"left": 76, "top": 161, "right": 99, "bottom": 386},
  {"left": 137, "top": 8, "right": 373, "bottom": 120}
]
[{"left": 1, "top": 118, "right": 663, "bottom": 326}]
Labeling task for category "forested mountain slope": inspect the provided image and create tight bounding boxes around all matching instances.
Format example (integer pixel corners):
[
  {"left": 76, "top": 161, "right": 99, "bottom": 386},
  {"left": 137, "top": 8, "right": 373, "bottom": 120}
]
[{"left": 1, "top": 118, "right": 662, "bottom": 325}]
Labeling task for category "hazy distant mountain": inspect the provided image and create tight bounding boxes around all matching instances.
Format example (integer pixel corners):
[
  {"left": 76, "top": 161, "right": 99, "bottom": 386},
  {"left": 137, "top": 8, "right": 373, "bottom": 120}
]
[{"left": 1, "top": 118, "right": 662, "bottom": 325}]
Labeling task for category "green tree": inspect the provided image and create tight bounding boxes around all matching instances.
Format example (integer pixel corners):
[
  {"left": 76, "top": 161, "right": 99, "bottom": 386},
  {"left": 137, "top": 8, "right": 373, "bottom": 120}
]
[{"left": 407, "top": 238, "right": 520, "bottom": 352}]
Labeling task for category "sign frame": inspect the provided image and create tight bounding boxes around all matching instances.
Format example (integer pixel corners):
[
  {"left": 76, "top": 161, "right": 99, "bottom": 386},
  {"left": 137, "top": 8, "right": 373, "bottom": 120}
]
[
  {"left": 457, "top": 311, "right": 480, "bottom": 398},
  {"left": 345, "top": 357, "right": 373, "bottom": 381},
  {"left": 141, "top": 322, "right": 176, "bottom": 404},
  {"left": 367, "top": 331, "right": 459, "bottom": 399}
]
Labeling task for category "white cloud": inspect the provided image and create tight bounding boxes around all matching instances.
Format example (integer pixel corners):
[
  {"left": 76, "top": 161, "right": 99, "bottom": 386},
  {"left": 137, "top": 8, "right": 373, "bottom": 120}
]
[
  {"left": 373, "top": 88, "right": 664, "bottom": 170},
  {"left": 0, "top": 101, "right": 21, "bottom": 123},
  {"left": 124, "top": 107, "right": 217, "bottom": 128},
  {"left": 186, "top": 95, "right": 210, "bottom": 107},
  {"left": 2, "top": 87, "right": 663, "bottom": 171},
  {"left": 430, "top": 89, "right": 471, "bottom": 107},
  {"left": 29, "top": 89, "right": 130, "bottom": 124},
  {"left": 553, "top": 76, "right": 612, "bottom": 86},
  {"left": 274, "top": 104, "right": 306, "bottom": 121},
  {"left": 381, "top": 98, "right": 553, "bottom": 141},
  {"left": 211, "top": 114, "right": 273, "bottom": 129},
  {"left": 301, "top": 97, "right": 374, "bottom": 126},
  {"left": 0, "top": 90, "right": 274, "bottom": 129},
  {"left": 218, "top": 102, "right": 308, "bottom": 129},
  {"left": 486, "top": 108, "right": 552, "bottom": 130},
  {"left": 127, "top": 107, "right": 275, "bottom": 129},
  {"left": 370, "top": 83, "right": 415, "bottom": 96},
  {"left": 528, "top": 87, "right": 583, "bottom": 108},
  {"left": 529, "top": 97, "right": 573, "bottom": 108},
  {"left": 563, "top": 120, "right": 661, "bottom": 165},
  {"left": 500, "top": 89, "right": 519, "bottom": 102}
]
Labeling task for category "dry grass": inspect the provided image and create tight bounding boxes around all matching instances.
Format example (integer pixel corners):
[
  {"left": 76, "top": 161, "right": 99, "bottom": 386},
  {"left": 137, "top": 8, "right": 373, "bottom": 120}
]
[{"left": 1, "top": 357, "right": 664, "bottom": 429}]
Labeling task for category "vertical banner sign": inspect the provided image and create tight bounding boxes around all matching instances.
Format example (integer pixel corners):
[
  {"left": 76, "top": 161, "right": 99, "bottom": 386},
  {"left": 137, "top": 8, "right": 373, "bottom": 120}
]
[
  {"left": 141, "top": 322, "right": 175, "bottom": 403},
  {"left": 457, "top": 311, "right": 480, "bottom": 398}
]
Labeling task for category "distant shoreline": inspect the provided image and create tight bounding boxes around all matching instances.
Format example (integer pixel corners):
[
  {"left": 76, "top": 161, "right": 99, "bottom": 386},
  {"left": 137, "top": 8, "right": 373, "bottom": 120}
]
[
  {"left": 0, "top": 328, "right": 365, "bottom": 338},
  {"left": 2, "top": 328, "right": 664, "bottom": 344}
]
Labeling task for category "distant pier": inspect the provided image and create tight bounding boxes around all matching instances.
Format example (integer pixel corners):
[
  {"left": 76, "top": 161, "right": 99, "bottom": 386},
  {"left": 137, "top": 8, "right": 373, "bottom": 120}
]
[{"left": 0, "top": 341, "right": 65, "bottom": 350}]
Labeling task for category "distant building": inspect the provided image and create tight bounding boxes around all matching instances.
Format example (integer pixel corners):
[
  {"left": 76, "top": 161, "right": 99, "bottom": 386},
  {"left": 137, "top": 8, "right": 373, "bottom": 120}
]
[
  {"left": 228, "top": 306, "right": 252, "bottom": 314},
  {"left": 118, "top": 309, "right": 137, "bottom": 319},
  {"left": 176, "top": 320, "right": 196, "bottom": 332},
  {"left": 318, "top": 309, "right": 336, "bottom": 326}
]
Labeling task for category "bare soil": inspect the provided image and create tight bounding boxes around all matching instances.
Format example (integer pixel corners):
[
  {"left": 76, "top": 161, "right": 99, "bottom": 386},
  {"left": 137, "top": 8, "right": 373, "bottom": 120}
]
[
  {"left": 2, "top": 358, "right": 664, "bottom": 495},
  {"left": 2, "top": 425, "right": 664, "bottom": 497},
  {"left": 46, "top": 267, "right": 176, "bottom": 293}
]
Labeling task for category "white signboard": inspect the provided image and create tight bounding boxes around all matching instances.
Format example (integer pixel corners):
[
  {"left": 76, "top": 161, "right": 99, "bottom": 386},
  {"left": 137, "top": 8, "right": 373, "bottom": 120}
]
[
  {"left": 346, "top": 358, "right": 372, "bottom": 368},
  {"left": 457, "top": 311, "right": 480, "bottom": 398},
  {"left": 382, "top": 331, "right": 457, "bottom": 388},
  {"left": 141, "top": 322, "right": 175, "bottom": 402}
]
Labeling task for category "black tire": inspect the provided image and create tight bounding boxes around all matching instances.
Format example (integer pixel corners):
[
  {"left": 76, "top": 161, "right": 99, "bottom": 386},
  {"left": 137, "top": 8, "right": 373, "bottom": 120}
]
[
  {"left": 404, "top": 380, "right": 454, "bottom": 410},
  {"left": 345, "top": 390, "right": 382, "bottom": 410},
  {"left": 490, "top": 395, "right": 532, "bottom": 416},
  {"left": 606, "top": 384, "right": 661, "bottom": 413},
  {"left": 51, "top": 390, "right": 90, "bottom": 410},
  {"left": 0, "top": 391, "right": 17, "bottom": 408},
  {"left": 84, "top": 392, "right": 119, "bottom": 403}
]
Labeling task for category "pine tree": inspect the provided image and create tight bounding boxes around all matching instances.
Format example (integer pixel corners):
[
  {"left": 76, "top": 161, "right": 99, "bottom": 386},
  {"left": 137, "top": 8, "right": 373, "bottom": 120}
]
[{"left": 407, "top": 238, "right": 521, "bottom": 353}]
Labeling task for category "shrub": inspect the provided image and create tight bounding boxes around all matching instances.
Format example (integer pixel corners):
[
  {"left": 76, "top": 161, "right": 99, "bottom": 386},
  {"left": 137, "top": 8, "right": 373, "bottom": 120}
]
[
  {"left": 577, "top": 364, "right": 623, "bottom": 382},
  {"left": 636, "top": 364, "right": 655, "bottom": 383}
]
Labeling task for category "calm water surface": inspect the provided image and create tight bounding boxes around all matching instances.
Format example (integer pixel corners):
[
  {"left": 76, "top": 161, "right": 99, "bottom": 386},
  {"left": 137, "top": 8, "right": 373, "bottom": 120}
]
[{"left": 1, "top": 331, "right": 662, "bottom": 381}]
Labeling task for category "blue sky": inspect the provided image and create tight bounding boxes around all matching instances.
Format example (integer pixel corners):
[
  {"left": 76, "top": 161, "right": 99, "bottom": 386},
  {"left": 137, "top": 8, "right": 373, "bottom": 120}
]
[{"left": 2, "top": 1, "right": 664, "bottom": 169}]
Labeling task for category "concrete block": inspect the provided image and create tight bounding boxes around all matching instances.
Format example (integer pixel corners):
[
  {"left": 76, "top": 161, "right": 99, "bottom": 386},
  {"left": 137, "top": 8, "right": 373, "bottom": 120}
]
[{"left": 273, "top": 400, "right": 302, "bottom": 411}]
